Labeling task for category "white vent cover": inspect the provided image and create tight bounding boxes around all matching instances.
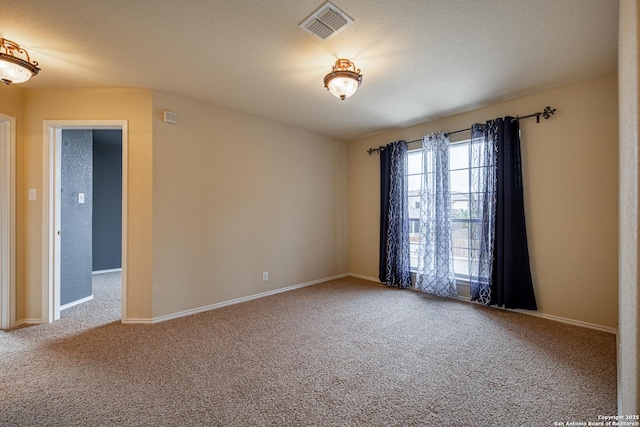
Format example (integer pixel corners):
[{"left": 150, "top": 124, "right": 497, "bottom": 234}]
[
  {"left": 299, "top": 2, "right": 354, "bottom": 40},
  {"left": 163, "top": 111, "right": 177, "bottom": 124}
]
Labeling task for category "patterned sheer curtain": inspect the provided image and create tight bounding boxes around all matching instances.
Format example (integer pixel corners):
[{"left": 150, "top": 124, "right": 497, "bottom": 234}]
[
  {"left": 415, "top": 132, "right": 456, "bottom": 296},
  {"left": 469, "top": 122, "right": 498, "bottom": 304},
  {"left": 469, "top": 118, "right": 537, "bottom": 310},
  {"left": 379, "top": 141, "right": 411, "bottom": 288}
]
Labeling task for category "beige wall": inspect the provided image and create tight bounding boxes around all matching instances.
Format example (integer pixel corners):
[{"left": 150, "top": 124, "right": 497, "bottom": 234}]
[
  {"left": 0, "top": 87, "right": 154, "bottom": 321},
  {"left": 1, "top": 85, "right": 348, "bottom": 323},
  {"left": 0, "top": 85, "right": 25, "bottom": 118},
  {"left": 0, "top": 85, "right": 25, "bottom": 319},
  {"left": 0, "top": 79, "right": 619, "bottom": 329},
  {"left": 151, "top": 91, "right": 349, "bottom": 318},
  {"left": 349, "top": 75, "right": 619, "bottom": 329}
]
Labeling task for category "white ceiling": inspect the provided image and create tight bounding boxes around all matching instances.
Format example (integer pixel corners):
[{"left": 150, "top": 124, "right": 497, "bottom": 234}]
[{"left": 1, "top": 0, "right": 618, "bottom": 141}]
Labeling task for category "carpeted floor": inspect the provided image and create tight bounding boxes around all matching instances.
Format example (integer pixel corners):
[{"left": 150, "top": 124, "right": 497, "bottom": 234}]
[{"left": 0, "top": 273, "right": 617, "bottom": 426}]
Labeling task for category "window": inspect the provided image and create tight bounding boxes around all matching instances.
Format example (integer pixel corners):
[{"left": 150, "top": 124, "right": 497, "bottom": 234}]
[
  {"left": 407, "top": 140, "right": 473, "bottom": 281},
  {"left": 407, "top": 150, "right": 422, "bottom": 270}
]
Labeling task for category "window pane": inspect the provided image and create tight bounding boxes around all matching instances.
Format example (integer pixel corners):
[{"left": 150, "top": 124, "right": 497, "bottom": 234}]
[
  {"left": 450, "top": 169, "right": 469, "bottom": 194},
  {"left": 408, "top": 196, "right": 420, "bottom": 219},
  {"left": 408, "top": 151, "right": 422, "bottom": 174},
  {"left": 410, "top": 242, "right": 420, "bottom": 270},
  {"left": 452, "top": 221, "right": 469, "bottom": 249},
  {"left": 452, "top": 247, "right": 468, "bottom": 257},
  {"left": 408, "top": 218, "right": 420, "bottom": 236},
  {"left": 451, "top": 220, "right": 469, "bottom": 236},
  {"left": 469, "top": 194, "right": 488, "bottom": 220},
  {"left": 449, "top": 143, "right": 469, "bottom": 170},
  {"left": 451, "top": 197, "right": 469, "bottom": 220},
  {"left": 408, "top": 175, "right": 421, "bottom": 193},
  {"left": 453, "top": 257, "right": 469, "bottom": 278}
]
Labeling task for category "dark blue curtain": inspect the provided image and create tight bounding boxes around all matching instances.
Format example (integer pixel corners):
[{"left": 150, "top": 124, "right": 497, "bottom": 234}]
[
  {"left": 491, "top": 118, "right": 537, "bottom": 309},
  {"left": 379, "top": 146, "right": 391, "bottom": 282},
  {"left": 379, "top": 141, "right": 411, "bottom": 288},
  {"left": 469, "top": 118, "right": 537, "bottom": 309}
]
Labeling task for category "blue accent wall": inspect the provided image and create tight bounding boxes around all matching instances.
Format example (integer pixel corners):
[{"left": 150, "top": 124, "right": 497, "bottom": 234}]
[
  {"left": 61, "top": 130, "right": 93, "bottom": 305},
  {"left": 92, "top": 130, "right": 122, "bottom": 271}
]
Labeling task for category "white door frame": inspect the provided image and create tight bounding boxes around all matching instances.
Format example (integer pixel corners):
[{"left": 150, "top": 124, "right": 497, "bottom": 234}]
[
  {"left": 42, "top": 120, "right": 128, "bottom": 323},
  {"left": 0, "top": 114, "right": 16, "bottom": 329}
]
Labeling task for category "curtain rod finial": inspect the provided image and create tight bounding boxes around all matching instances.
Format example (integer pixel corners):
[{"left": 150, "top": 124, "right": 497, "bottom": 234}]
[{"left": 542, "top": 106, "right": 556, "bottom": 120}]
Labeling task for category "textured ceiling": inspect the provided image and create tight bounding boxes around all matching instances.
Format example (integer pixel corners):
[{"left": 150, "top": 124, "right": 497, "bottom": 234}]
[{"left": 1, "top": 0, "right": 618, "bottom": 141}]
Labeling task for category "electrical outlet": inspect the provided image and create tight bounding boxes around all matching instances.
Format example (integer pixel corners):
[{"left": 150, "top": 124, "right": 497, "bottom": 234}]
[{"left": 262, "top": 272, "right": 268, "bottom": 282}]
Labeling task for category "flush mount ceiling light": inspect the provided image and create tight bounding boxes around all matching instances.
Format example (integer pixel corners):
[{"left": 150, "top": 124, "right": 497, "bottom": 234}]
[
  {"left": 323, "top": 58, "right": 362, "bottom": 100},
  {"left": 0, "top": 38, "right": 40, "bottom": 85}
]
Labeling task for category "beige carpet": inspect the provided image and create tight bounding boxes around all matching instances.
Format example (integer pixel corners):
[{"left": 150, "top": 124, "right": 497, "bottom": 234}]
[{"left": 0, "top": 273, "right": 617, "bottom": 426}]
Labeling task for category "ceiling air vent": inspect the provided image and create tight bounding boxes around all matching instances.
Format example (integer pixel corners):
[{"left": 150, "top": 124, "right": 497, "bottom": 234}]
[{"left": 300, "top": 2, "right": 354, "bottom": 40}]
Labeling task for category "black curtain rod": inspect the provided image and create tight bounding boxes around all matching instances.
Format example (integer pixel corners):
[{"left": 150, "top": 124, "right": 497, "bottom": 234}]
[{"left": 366, "top": 106, "right": 556, "bottom": 155}]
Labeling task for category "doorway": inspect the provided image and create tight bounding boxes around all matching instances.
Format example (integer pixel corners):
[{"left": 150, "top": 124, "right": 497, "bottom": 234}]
[
  {"left": 0, "top": 114, "right": 15, "bottom": 329},
  {"left": 42, "top": 121, "right": 128, "bottom": 323}
]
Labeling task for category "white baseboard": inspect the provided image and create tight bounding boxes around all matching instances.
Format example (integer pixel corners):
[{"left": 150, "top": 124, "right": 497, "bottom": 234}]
[
  {"left": 121, "top": 318, "right": 153, "bottom": 325},
  {"left": 92, "top": 270, "right": 620, "bottom": 335},
  {"left": 60, "top": 295, "right": 94, "bottom": 311},
  {"left": 92, "top": 268, "right": 122, "bottom": 275},
  {"left": 14, "top": 318, "right": 43, "bottom": 326},
  {"left": 347, "top": 273, "right": 617, "bottom": 335},
  {"left": 450, "top": 293, "right": 618, "bottom": 334},
  {"left": 505, "top": 307, "right": 617, "bottom": 334},
  {"left": 125, "top": 273, "right": 350, "bottom": 325},
  {"left": 348, "top": 272, "right": 382, "bottom": 283}
]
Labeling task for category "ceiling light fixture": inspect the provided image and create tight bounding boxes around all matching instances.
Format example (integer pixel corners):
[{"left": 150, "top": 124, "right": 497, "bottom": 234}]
[
  {"left": 0, "top": 38, "right": 40, "bottom": 85},
  {"left": 323, "top": 58, "right": 362, "bottom": 100}
]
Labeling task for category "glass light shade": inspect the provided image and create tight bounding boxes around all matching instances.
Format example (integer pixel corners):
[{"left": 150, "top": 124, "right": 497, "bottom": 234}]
[
  {"left": 323, "top": 59, "right": 362, "bottom": 101},
  {"left": 0, "top": 59, "right": 34, "bottom": 84},
  {"left": 0, "top": 39, "right": 40, "bottom": 85},
  {"left": 327, "top": 75, "right": 360, "bottom": 100}
]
